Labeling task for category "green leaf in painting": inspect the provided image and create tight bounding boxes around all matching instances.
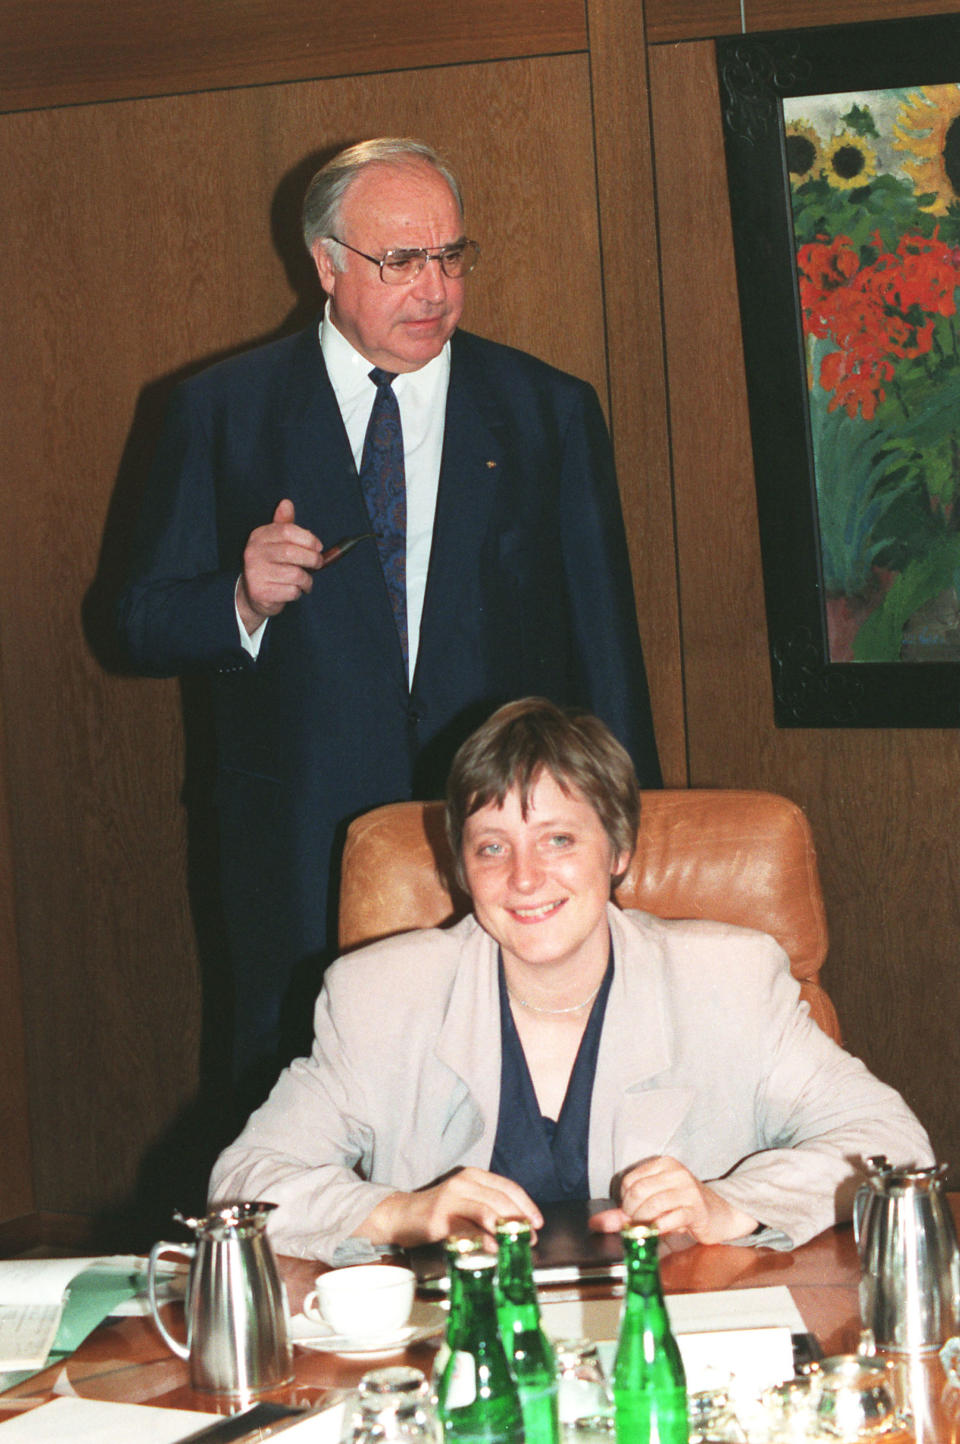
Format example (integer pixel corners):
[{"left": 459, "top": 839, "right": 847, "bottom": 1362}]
[
  {"left": 842, "top": 104, "right": 879, "bottom": 138},
  {"left": 852, "top": 534, "right": 960, "bottom": 660}
]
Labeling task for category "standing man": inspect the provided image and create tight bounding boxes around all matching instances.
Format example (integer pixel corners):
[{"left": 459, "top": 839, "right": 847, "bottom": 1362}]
[{"left": 118, "top": 137, "right": 660, "bottom": 1106}]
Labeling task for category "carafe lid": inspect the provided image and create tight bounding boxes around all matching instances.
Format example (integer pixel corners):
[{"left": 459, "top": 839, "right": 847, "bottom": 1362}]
[
  {"left": 864, "top": 1158, "right": 948, "bottom": 1189},
  {"left": 173, "top": 1200, "right": 278, "bottom": 1237}
]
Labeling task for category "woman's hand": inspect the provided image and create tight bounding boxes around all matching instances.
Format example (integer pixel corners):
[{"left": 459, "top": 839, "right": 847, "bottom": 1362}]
[
  {"left": 354, "top": 1168, "right": 543, "bottom": 1249},
  {"left": 588, "top": 1155, "right": 758, "bottom": 1245}
]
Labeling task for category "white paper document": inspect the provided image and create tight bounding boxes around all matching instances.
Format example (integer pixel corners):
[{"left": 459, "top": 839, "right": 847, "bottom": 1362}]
[
  {"left": 0, "top": 1256, "right": 166, "bottom": 1371},
  {"left": 0, "top": 1305, "right": 61, "bottom": 1376},
  {"left": 0, "top": 1261, "right": 103, "bottom": 1371},
  {"left": 541, "top": 1284, "right": 806, "bottom": 1397},
  {"left": 0, "top": 1397, "right": 222, "bottom": 1441},
  {"left": 0, "top": 1396, "right": 347, "bottom": 1443}
]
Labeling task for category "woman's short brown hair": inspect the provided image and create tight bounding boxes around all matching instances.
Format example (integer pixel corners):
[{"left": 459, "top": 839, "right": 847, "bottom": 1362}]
[{"left": 445, "top": 697, "right": 639, "bottom": 890}]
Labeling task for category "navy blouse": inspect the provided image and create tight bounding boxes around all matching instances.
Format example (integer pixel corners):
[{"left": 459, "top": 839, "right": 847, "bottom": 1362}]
[{"left": 489, "top": 947, "right": 613, "bottom": 1203}]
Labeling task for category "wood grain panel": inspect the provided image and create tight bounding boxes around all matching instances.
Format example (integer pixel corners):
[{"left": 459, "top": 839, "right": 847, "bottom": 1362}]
[
  {"left": 587, "top": 0, "right": 687, "bottom": 786},
  {"left": 746, "top": 0, "right": 960, "bottom": 32},
  {"left": 649, "top": 38, "right": 960, "bottom": 1179},
  {"left": 645, "top": 0, "right": 960, "bottom": 43},
  {"left": 0, "top": 686, "right": 33, "bottom": 1224},
  {"left": 645, "top": 0, "right": 742, "bottom": 43},
  {"left": 0, "top": 54, "right": 607, "bottom": 1224},
  {"left": 0, "top": 0, "right": 587, "bottom": 114},
  {"left": 648, "top": 42, "right": 775, "bottom": 768}
]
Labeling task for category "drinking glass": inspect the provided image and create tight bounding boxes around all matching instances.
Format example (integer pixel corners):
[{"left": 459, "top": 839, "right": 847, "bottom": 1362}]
[
  {"left": 553, "top": 1340, "right": 615, "bottom": 1443},
  {"left": 341, "top": 1366, "right": 443, "bottom": 1444}
]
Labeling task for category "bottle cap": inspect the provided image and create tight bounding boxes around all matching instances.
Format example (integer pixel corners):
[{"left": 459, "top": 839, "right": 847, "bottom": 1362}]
[
  {"left": 445, "top": 1234, "right": 484, "bottom": 1256},
  {"left": 495, "top": 1217, "right": 532, "bottom": 1240},
  {"left": 453, "top": 1251, "right": 497, "bottom": 1272},
  {"left": 621, "top": 1223, "right": 658, "bottom": 1242}
]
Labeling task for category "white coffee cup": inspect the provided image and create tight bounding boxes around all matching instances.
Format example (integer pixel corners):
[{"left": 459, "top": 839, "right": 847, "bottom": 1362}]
[{"left": 302, "top": 1264, "right": 416, "bottom": 1339}]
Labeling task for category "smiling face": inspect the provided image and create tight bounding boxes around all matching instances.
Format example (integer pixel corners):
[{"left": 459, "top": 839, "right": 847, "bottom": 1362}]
[
  {"left": 310, "top": 159, "right": 466, "bottom": 373},
  {"left": 461, "top": 771, "right": 630, "bottom": 979}
]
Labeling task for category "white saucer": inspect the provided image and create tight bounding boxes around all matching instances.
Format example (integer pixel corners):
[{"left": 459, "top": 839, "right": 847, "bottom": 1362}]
[{"left": 290, "top": 1299, "right": 446, "bottom": 1355}]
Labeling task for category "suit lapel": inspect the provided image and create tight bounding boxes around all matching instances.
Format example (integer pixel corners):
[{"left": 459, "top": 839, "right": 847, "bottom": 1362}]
[
  {"left": 414, "top": 335, "right": 506, "bottom": 684},
  {"left": 433, "top": 922, "right": 503, "bottom": 1166},
  {"left": 281, "top": 326, "right": 406, "bottom": 682},
  {"left": 276, "top": 326, "right": 358, "bottom": 534},
  {"left": 589, "top": 909, "right": 696, "bottom": 1194}
]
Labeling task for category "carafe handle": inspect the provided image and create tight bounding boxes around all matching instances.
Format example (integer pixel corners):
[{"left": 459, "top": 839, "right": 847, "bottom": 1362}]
[
  {"left": 853, "top": 1182, "right": 871, "bottom": 1250},
  {"left": 148, "top": 1240, "right": 194, "bottom": 1361},
  {"left": 852, "top": 1156, "right": 893, "bottom": 1250}
]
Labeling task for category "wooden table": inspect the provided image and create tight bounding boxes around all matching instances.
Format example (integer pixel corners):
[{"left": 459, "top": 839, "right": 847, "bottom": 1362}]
[{"left": 2, "top": 1213, "right": 959, "bottom": 1439}]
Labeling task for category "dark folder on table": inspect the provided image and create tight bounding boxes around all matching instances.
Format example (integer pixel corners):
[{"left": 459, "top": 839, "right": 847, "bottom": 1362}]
[{"left": 406, "top": 1199, "right": 625, "bottom": 1293}]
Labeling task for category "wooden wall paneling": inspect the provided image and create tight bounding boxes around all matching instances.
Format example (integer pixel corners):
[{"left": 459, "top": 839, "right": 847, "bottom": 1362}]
[
  {"left": 648, "top": 37, "right": 960, "bottom": 1173},
  {"left": 644, "top": 0, "right": 960, "bottom": 44},
  {"left": 0, "top": 681, "right": 33, "bottom": 1226},
  {"left": 647, "top": 42, "right": 776, "bottom": 769},
  {"left": 644, "top": 0, "right": 743, "bottom": 44},
  {"left": 586, "top": 0, "right": 688, "bottom": 786},
  {"left": 745, "top": 0, "right": 960, "bottom": 32},
  {"left": 0, "top": 53, "right": 608, "bottom": 1226},
  {"left": 1, "top": 93, "right": 286, "bottom": 1226},
  {"left": 0, "top": 0, "right": 588, "bottom": 114}
]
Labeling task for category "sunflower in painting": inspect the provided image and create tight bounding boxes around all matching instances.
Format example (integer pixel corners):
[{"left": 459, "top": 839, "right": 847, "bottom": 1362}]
[
  {"left": 785, "top": 120, "right": 821, "bottom": 182},
  {"left": 893, "top": 84, "right": 960, "bottom": 215},
  {"left": 823, "top": 131, "right": 878, "bottom": 189}
]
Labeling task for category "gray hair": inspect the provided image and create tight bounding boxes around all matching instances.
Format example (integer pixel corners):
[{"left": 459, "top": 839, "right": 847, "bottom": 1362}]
[{"left": 302, "top": 138, "right": 464, "bottom": 270}]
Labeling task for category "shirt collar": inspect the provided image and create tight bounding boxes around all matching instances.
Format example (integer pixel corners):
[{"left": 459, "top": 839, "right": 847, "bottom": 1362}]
[{"left": 319, "top": 300, "right": 451, "bottom": 405}]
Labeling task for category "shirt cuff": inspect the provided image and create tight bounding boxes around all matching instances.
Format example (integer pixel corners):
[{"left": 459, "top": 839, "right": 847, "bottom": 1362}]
[
  {"left": 235, "top": 577, "right": 268, "bottom": 658},
  {"left": 330, "top": 1236, "right": 387, "bottom": 1266}
]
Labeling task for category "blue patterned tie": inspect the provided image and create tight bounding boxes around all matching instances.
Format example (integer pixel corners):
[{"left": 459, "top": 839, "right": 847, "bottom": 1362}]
[{"left": 358, "top": 367, "right": 407, "bottom": 669}]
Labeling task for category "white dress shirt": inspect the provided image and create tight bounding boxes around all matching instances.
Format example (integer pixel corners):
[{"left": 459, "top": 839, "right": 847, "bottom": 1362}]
[{"left": 237, "top": 304, "right": 450, "bottom": 685}]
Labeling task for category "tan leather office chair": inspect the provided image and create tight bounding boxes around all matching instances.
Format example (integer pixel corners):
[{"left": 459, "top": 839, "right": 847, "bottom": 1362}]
[{"left": 338, "top": 789, "right": 840, "bottom": 1042}]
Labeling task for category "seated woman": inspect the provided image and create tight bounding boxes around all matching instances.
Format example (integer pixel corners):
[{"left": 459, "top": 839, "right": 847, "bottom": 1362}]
[{"left": 210, "top": 697, "right": 932, "bottom": 1262}]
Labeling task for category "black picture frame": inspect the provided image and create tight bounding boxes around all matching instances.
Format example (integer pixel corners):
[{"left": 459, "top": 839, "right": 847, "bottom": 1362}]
[{"left": 717, "top": 14, "right": 960, "bottom": 726}]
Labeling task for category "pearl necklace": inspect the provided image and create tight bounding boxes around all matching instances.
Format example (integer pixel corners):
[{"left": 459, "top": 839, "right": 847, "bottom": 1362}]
[{"left": 506, "top": 980, "right": 603, "bottom": 1015}]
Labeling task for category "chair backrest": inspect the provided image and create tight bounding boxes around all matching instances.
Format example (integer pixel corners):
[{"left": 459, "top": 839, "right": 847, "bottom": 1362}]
[{"left": 338, "top": 789, "right": 840, "bottom": 1041}]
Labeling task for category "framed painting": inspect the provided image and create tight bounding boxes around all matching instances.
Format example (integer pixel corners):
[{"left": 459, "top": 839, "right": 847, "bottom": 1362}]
[{"left": 717, "top": 14, "right": 960, "bottom": 726}]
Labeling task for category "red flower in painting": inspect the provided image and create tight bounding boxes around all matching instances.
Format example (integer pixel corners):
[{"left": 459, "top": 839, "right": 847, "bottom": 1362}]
[
  {"left": 798, "top": 236, "right": 860, "bottom": 338},
  {"left": 797, "top": 230, "right": 960, "bottom": 418}
]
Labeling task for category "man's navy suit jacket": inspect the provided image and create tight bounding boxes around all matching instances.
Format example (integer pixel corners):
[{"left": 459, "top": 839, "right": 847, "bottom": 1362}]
[{"left": 119, "top": 322, "right": 660, "bottom": 1080}]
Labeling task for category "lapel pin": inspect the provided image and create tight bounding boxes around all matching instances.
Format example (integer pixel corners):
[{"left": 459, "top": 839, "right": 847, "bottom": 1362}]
[{"left": 486, "top": 460, "right": 497, "bottom": 469}]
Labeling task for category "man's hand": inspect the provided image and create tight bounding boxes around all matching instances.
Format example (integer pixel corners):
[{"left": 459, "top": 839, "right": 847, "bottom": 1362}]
[
  {"left": 237, "top": 499, "right": 324, "bottom": 633},
  {"left": 355, "top": 1169, "right": 543, "bottom": 1250},
  {"left": 588, "top": 1156, "right": 758, "bottom": 1245}
]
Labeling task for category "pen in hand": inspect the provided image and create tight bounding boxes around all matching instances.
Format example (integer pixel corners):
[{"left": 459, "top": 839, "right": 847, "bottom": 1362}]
[{"left": 317, "top": 532, "right": 374, "bottom": 568}]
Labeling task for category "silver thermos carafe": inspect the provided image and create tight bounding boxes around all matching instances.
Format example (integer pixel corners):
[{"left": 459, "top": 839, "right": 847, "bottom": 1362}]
[
  {"left": 147, "top": 1201, "right": 293, "bottom": 1399},
  {"left": 855, "top": 1156, "right": 960, "bottom": 1352}
]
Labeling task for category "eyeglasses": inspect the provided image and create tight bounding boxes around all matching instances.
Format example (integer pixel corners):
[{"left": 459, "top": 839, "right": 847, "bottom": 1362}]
[{"left": 327, "top": 236, "right": 480, "bottom": 285}]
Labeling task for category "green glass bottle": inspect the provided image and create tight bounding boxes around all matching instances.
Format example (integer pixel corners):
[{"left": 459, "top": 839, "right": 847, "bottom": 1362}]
[
  {"left": 433, "top": 1235, "right": 484, "bottom": 1383},
  {"left": 435, "top": 1251, "right": 524, "bottom": 1444},
  {"left": 612, "top": 1225, "right": 688, "bottom": 1444},
  {"left": 495, "top": 1218, "right": 560, "bottom": 1444}
]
